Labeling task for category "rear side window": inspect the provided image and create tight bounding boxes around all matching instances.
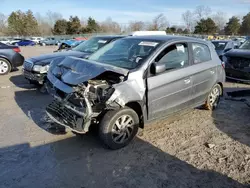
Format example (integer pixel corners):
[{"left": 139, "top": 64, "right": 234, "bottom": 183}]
[{"left": 192, "top": 43, "right": 211, "bottom": 64}]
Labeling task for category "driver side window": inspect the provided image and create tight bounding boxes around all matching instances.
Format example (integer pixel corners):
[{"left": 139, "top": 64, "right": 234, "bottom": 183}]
[{"left": 155, "top": 43, "right": 189, "bottom": 71}]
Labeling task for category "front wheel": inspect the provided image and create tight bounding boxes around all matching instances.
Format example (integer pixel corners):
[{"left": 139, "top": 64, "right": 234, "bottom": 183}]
[
  {"left": 99, "top": 107, "right": 139, "bottom": 150},
  {"left": 204, "top": 84, "right": 222, "bottom": 110}
]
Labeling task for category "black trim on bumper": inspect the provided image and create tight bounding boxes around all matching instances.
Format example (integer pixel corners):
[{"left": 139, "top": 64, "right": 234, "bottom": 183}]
[
  {"left": 46, "top": 100, "right": 88, "bottom": 133},
  {"left": 23, "top": 70, "right": 46, "bottom": 84}
]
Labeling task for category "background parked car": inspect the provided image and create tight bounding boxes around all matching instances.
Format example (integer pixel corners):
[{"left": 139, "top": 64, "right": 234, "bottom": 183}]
[
  {"left": 0, "top": 38, "right": 10, "bottom": 44},
  {"left": 9, "top": 38, "right": 22, "bottom": 44},
  {"left": 23, "top": 35, "right": 123, "bottom": 87},
  {"left": 211, "top": 40, "right": 235, "bottom": 60},
  {"left": 55, "top": 39, "right": 86, "bottom": 52},
  {"left": 0, "top": 42, "right": 24, "bottom": 75},
  {"left": 40, "top": 37, "right": 60, "bottom": 46},
  {"left": 30, "top": 37, "right": 44, "bottom": 44},
  {"left": 11, "top": 39, "right": 36, "bottom": 46},
  {"left": 223, "top": 39, "right": 250, "bottom": 82}
]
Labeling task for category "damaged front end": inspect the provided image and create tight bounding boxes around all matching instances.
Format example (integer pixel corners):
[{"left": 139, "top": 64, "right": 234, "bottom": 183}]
[
  {"left": 225, "top": 56, "right": 250, "bottom": 82},
  {"left": 46, "top": 56, "right": 130, "bottom": 133}
]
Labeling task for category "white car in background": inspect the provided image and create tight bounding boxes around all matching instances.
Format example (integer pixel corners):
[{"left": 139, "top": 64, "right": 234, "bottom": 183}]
[
  {"left": 9, "top": 38, "right": 22, "bottom": 44},
  {"left": 30, "top": 37, "right": 44, "bottom": 44},
  {"left": 0, "top": 38, "right": 10, "bottom": 44}
]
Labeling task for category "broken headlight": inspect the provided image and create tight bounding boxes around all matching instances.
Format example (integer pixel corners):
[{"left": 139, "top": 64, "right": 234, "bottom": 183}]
[{"left": 33, "top": 65, "right": 50, "bottom": 73}]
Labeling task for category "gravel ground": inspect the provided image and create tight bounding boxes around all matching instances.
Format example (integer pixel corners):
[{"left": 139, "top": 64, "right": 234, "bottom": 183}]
[{"left": 0, "top": 46, "right": 250, "bottom": 188}]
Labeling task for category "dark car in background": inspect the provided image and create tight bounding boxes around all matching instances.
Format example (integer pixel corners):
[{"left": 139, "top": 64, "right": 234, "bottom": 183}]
[
  {"left": 11, "top": 39, "right": 36, "bottom": 46},
  {"left": 223, "top": 39, "right": 250, "bottom": 82},
  {"left": 0, "top": 42, "right": 24, "bottom": 75},
  {"left": 23, "top": 35, "right": 124, "bottom": 86},
  {"left": 211, "top": 40, "right": 235, "bottom": 60}
]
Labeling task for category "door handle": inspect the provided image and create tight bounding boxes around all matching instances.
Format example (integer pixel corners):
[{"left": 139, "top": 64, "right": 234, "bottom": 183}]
[{"left": 184, "top": 78, "right": 191, "bottom": 84}]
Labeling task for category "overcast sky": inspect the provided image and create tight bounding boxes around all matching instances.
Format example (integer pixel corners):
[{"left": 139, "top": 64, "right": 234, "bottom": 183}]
[{"left": 1, "top": 0, "right": 250, "bottom": 25}]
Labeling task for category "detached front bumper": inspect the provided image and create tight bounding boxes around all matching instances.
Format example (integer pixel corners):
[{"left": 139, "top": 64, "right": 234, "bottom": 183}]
[
  {"left": 23, "top": 70, "right": 46, "bottom": 84},
  {"left": 46, "top": 99, "right": 89, "bottom": 133}
]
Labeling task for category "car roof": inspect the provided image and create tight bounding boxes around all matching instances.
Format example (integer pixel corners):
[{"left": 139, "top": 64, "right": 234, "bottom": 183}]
[
  {"left": 125, "top": 35, "right": 206, "bottom": 43},
  {"left": 93, "top": 35, "right": 125, "bottom": 40}
]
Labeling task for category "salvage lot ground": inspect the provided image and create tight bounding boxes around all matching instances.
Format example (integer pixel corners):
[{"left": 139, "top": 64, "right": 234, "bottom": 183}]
[{"left": 0, "top": 46, "right": 250, "bottom": 188}]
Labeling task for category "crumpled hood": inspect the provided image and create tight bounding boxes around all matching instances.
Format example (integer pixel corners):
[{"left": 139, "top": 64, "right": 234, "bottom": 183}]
[
  {"left": 28, "top": 50, "right": 90, "bottom": 65},
  {"left": 225, "top": 49, "right": 250, "bottom": 59},
  {"left": 49, "top": 56, "right": 129, "bottom": 86}
]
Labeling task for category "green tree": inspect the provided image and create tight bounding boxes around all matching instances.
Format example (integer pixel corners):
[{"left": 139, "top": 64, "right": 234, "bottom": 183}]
[
  {"left": 25, "top": 10, "right": 40, "bottom": 35},
  {"left": 7, "top": 10, "right": 39, "bottom": 36},
  {"left": 194, "top": 18, "right": 217, "bottom": 34},
  {"left": 53, "top": 19, "right": 68, "bottom": 35},
  {"left": 240, "top": 13, "right": 250, "bottom": 35},
  {"left": 67, "top": 16, "right": 81, "bottom": 34},
  {"left": 85, "top": 17, "right": 100, "bottom": 33},
  {"left": 166, "top": 27, "right": 177, "bottom": 33},
  {"left": 224, "top": 16, "right": 241, "bottom": 35}
]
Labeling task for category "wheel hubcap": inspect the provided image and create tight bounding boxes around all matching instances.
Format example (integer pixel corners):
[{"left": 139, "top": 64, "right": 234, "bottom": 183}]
[
  {"left": 0, "top": 61, "right": 8, "bottom": 74},
  {"left": 209, "top": 87, "right": 220, "bottom": 107},
  {"left": 112, "top": 115, "right": 134, "bottom": 144}
]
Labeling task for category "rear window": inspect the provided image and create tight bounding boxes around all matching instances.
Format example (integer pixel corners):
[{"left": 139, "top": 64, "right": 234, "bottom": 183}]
[
  {"left": 192, "top": 43, "right": 211, "bottom": 64},
  {"left": 212, "top": 41, "right": 227, "bottom": 50}
]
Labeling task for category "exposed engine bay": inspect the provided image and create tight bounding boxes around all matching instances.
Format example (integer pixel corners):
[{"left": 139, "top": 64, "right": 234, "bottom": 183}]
[{"left": 46, "top": 68, "right": 126, "bottom": 133}]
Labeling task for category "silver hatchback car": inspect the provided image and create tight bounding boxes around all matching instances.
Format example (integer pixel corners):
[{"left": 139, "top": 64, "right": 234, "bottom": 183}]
[{"left": 46, "top": 35, "right": 225, "bottom": 149}]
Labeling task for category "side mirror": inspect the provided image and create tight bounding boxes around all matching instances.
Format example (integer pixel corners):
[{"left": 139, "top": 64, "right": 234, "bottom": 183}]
[
  {"left": 150, "top": 62, "right": 166, "bottom": 75},
  {"left": 235, "top": 45, "right": 239, "bottom": 49}
]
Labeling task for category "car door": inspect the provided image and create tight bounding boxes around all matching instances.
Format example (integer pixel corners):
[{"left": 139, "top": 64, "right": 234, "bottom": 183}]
[
  {"left": 189, "top": 42, "right": 217, "bottom": 105},
  {"left": 147, "top": 42, "right": 194, "bottom": 120}
]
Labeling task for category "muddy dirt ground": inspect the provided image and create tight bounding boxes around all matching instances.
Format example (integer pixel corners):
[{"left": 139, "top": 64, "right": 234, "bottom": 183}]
[{"left": 0, "top": 46, "right": 250, "bottom": 188}]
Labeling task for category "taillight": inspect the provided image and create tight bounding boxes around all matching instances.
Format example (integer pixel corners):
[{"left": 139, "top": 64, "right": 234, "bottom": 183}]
[
  {"left": 13, "top": 48, "right": 21, "bottom": 53},
  {"left": 221, "top": 61, "right": 225, "bottom": 69}
]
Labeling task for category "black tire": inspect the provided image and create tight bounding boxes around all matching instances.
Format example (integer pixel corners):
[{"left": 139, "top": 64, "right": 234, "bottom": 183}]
[
  {"left": 99, "top": 107, "right": 139, "bottom": 150},
  {"left": 0, "top": 58, "right": 11, "bottom": 75},
  {"left": 204, "top": 84, "right": 222, "bottom": 110}
]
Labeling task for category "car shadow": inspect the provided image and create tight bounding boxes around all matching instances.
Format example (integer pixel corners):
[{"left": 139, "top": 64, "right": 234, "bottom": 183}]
[
  {"left": 14, "top": 89, "right": 62, "bottom": 134},
  {"left": 1, "top": 136, "right": 247, "bottom": 188},
  {"left": 9, "top": 74, "right": 37, "bottom": 89},
  {"left": 212, "top": 85, "right": 250, "bottom": 148}
]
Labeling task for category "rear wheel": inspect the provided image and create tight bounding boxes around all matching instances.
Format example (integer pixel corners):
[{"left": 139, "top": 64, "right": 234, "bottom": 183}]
[
  {"left": 99, "top": 107, "right": 139, "bottom": 150},
  {"left": 204, "top": 84, "right": 222, "bottom": 110},
  {"left": 0, "top": 58, "right": 11, "bottom": 75}
]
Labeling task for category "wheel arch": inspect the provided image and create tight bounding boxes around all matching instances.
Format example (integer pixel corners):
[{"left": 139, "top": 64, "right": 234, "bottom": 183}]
[
  {"left": 217, "top": 82, "right": 223, "bottom": 96},
  {"left": 126, "top": 101, "right": 144, "bottom": 129}
]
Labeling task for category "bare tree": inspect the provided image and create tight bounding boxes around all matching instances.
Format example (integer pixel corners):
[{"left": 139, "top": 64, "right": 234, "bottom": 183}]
[
  {"left": 212, "top": 11, "right": 227, "bottom": 31},
  {"left": 100, "top": 17, "right": 121, "bottom": 33},
  {"left": 128, "top": 21, "right": 145, "bottom": 31},
  {"left": 35, "top": 12, "right": 53, "bottom": 36},
  {"left": 194, "top": 5, "right": 212, "bottom": 20},
  {"left": 80, "top": 17, "right": 87, "bottom": 27},
  {"left": 46, "top": 11, "right": 63, "bottom": 27},
  {"left": 149, "top": 13, "right": 168, "bottom": 30},
  {"left": 182, "top": 10, "right": 195, "bottom": 32},
  {"left": 0, "top": 13, "right": 7, "bottom": 35}
]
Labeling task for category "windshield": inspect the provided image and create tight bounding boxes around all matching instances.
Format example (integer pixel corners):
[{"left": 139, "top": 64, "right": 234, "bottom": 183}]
[
  {"left": 72, "top": 37, "right": 109, "bottom": 53},
  {"left": 239, "top": 40, "right": 250, "bottom": 50},
  {"left": 88, "top": 38, "right": 161, "bottom": 70},
  {"left": 212, "top": 42, "right": 227, "bottom": 50}
]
